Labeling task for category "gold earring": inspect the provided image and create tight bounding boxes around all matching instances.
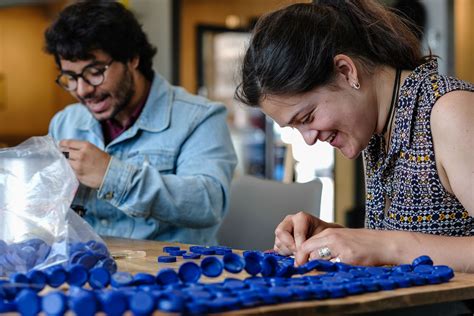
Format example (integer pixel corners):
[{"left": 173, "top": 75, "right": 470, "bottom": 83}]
[{"left": 352, "top": 82, "right": 360, "bottom": 90}]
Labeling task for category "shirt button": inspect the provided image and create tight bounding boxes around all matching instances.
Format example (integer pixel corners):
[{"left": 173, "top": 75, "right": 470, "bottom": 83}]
[
  {"left": 105, "top": 192, "right": 114, "bottom": 200},
  {"left": 101, "top": 219, "right": 108, "bottom": 226}
]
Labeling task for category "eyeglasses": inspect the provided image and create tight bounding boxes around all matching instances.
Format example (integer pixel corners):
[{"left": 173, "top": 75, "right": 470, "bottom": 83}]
[{"left": 56, "top": 60, "right": 114, "bottom": 91}]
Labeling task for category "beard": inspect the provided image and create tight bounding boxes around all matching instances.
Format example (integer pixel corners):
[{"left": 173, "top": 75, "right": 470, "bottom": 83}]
[{"left": 79, "top": 66, "right": 135, "bottom": 122}]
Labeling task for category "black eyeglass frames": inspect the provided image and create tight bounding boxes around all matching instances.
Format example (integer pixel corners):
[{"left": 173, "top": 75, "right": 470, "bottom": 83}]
[{"left": 55, "top": 60, "right": 114, "bottom": 91}]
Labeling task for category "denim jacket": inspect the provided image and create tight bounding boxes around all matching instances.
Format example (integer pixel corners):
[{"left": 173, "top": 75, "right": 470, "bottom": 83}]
[{"left": 49, "top": 73, "right": 237, "bottom": 245}]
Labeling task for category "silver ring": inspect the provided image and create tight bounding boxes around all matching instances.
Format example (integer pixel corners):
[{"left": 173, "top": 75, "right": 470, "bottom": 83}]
[{"left": 317, "top": 246, "right": 332, "bottom": 259}]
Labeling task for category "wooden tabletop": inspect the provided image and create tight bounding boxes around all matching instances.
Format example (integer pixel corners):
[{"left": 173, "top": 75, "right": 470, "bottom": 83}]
[{"left": 106, "top": 237, "right": 474, "bottom": 315}]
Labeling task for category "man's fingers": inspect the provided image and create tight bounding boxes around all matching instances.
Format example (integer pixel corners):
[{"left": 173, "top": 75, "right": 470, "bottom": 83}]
[{"left": 59, "top": 139, "right": 85, "bottom": 150}]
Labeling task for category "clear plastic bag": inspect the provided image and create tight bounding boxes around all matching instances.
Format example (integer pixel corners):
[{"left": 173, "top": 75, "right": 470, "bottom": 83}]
[{"left": 0, "top": 136, "right": 111, "bottom": 276}]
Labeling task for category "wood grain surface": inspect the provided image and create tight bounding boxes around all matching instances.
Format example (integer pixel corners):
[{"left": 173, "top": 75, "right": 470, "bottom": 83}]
[{"left": 106, "top": 237, "right": 474, "bottom": 315}]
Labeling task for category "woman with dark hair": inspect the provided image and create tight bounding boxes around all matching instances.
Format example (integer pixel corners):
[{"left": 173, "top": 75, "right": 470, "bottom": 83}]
[{"left": 236, "top": 0, "right": 473, "bottom": 272}]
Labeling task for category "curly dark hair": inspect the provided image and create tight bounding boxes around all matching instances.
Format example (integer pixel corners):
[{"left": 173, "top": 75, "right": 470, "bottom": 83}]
[
  {"left": 235, "top": 0, "right": 425, "bottom": 107},
  {"left": 44, "top": 0, "right": 157, "bottom": 81}
]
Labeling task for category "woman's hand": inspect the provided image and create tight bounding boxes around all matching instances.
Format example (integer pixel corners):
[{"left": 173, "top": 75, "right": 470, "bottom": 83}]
[
  {"left": 273, "top": 211, "right": 342, "bottom": 257},
  {"left": 296, "top": 228, "right": 393, "bottom": 266}
]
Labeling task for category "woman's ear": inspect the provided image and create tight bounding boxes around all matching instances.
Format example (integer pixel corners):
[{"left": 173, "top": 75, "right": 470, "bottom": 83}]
[{"left": 333, "top": 54, "right": 360, "bottom": 89}]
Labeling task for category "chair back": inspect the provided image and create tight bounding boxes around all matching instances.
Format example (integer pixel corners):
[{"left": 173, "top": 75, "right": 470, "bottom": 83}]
[{"left": 218, "top": 175, "right": 322, "bottom": 250}]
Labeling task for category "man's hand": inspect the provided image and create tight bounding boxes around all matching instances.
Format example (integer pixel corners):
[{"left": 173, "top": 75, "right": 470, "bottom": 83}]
[{"left": 60, "top": 140, "right": 111, "bottom": 189}]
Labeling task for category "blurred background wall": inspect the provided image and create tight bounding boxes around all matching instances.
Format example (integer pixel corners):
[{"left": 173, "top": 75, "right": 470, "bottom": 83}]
[{"left": 0, "top": 0, "right": 472, "bottom": 226}]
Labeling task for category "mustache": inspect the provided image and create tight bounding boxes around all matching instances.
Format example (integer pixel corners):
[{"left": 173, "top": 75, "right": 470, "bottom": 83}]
[{"left": 79, "top": 92, "right": 109, "bottom": 104}]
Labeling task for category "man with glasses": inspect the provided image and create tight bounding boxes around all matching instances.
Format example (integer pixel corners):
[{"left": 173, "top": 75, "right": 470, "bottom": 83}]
[{"left": 45, "top": 1, "right": 237, "bottom": 245}]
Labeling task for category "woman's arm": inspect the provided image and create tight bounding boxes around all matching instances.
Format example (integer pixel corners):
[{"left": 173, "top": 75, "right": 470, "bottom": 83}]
[
  {"left": 431, "top": 90, "right": 474, "bottom": 214},
  {"left": 298, "top": 228, "right": 474, "bottom": 272}
]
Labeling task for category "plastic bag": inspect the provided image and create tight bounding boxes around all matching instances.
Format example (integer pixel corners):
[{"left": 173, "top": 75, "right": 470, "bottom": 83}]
[{"left": 0, "top": 136, "right": 113, "bottom": 276}]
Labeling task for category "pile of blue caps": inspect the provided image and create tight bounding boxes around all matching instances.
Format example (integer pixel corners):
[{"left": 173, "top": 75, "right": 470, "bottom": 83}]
[{"left": 0, "top": 243, "right": 454, "bottom": 316}]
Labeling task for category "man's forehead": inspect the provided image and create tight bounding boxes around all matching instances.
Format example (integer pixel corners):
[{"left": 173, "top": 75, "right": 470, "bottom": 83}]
[{"left": 59, "top": 51, "right": 109, "bottom": 70}]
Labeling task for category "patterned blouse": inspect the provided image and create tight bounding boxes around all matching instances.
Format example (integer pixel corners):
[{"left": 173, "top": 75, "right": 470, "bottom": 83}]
[{"left": 364, "top": 59, "right": 473, "bottom": 236}]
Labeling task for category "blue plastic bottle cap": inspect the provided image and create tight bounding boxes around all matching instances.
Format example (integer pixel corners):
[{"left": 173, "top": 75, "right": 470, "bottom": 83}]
[
  {"left": 316, "top": 259, "right": 337, "bottom": 272},
  {"left": 158, "top": 255, "right": 177, "bottom": 263},
  {"left": 223, "top": 253, "right": 245, "bottom": 274},
  {"left": 0, "top": 300, "right": 15, "bottom": 313},
  {"left": 100, "top": 291, "right": 128, "bottom": 315},
  {"left": 244, "top": 252, "right": 263, "bottom": 276},
  {"left": 9, "top": 272, "right": 29, "bottom": 285},
  {"left": 26, "top": 270, "right": 47, "bottom": 292},
  {"left": 377, "top": 278, "right": 397, "bottom": 290},
  {"left": 433, "top": 265, "right": 455, "bottom": 281},
  {"left": 199, "top": 248, "right": 216, "bottom": 256},
  {"left": 178, "top": 261, "right": 201, "bottom": 283},
  {"left": 308, "top": 284, "right": 329, "bottom": 299},
  {"left": 87, "top": 240, "right": 109, "bottom": 256},
  {"left": 96, "top": 257, "right": 118, "bottom": 274},
  {"left": 297, "top": 259, "right": 321, "bottom": 274},
  {"left": 259, "top": 292, "right": 279, "bottom": 305},
  {"left": 88, "top": 267, "right": 110, "bottom": 289},
  {"left": 133, "top": 272, "right": 157, "bottom": 285},
  {"left": 360, "top": 278, "right": 379, "bottom": 292},
  {"left": 288, "top": 277, "right": 308, "bottom": 286},
  {"left": 260, "top": 255, "right": 279, "bottom": 277},
  {"left": 276, "top": 264, "right": 296, "bottom": 277},
  {"left": 15, "top": 289, "right": 41, "bottom": 316},
  {"left": 244, "top": 276, "right": 266, "bottom": 286},
  {"left": 168, "top": 250, "right": 187, "bottom": 256},
  {"left": 42, "top": 291, "right": 68, "bottom": 316},
  {"left": 69, "top": 290, "right": 98, "bottom": 316},
  {"left": 45, "top": 265, "right": 68, "bottom": 288},
  {"left": 211, "top": 246, "right": 233, "bottom": 255},
  {"left": 425, "top": 273, "right": 442, "bottom": 284},
  {"left": 365, "top": 267, "right": 388, "bottom": 276},
  {"left": 207, "top": 297, "right": 241, "bottom": 312},
  {"left": 35, "top": 243, "right": 51, "bottom": 265},
  {"left": 335, "top": 262, "right": 352, "bottom": 272},
  {"left": 413, "top": 264, "right": 434, "bottom": 275},
  {"left": 156, "top": 268, "right": 180, "bottom": 285},
  {"left": 183, "top": 253, "right": 201, "bottom": 260},
  {"left": 223, "top": 278, "right": 247, "bottom": 291},
  {"left": 412, "top": 255, "right": 433, "bottom": 267},
  {"left": 163, "top": 246, "right": 181, "bottom": 253},
  {"left": 393, "top": 264, "right": 412, "bottom": 273},
  {"left": 325, "top": 284, "right": 347, "bottom": 298},
  {"left": 268, "top": 286, "right": 293, "bottom": 302},
  {"left": 185, "top": 301, "right": 208, "bottom": 314},
  {"left": 189, "top": 246, "right": 205, "bottom": 253},
  {"left": 69, "top": 250, "right": 88, "bottom": 264},
  {"left": 67, "top": 263, "right": 89, "bottom": 287},
  {"left": 404, "top": 272, "right": 427, "bottom": 285},
  {"left": 389, "top": 275, "right": 412, "bottom": 288},
  {"left": 200, "top": 256, "right": 224, "bottom": 277},
  {"left": 321, "top": 276, "right": 347, "bottom": 286},
  {"left": 288, "top": 285, "right": 312, "bottom": 300},
  {"left": 110, "top": 271, "right": 134, "bottom": 288},
  {"left": 76, "top": 253, "right": 99, "bottom": 270},
  {"left": 344, "top": 281, "right": 365, "bottom": 295},
  {"left": 157, "top": 295, "right": 186, "bottom": 313},
  {"left": 129, "top": 291, "right": 155, "bottom": 315},
  {"left": 267, "top": 276, "right": 288, "bottom": 286}
]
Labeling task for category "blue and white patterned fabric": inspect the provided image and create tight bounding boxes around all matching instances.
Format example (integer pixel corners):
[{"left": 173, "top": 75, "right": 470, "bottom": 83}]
[{"left": 364, "top": 59, "right": 473, "bottom": 236}]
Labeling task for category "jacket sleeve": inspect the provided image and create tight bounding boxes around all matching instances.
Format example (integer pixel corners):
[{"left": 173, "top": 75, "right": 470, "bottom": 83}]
[{"left": 97, "top": 105, "right": 237, "bottom": 228}]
